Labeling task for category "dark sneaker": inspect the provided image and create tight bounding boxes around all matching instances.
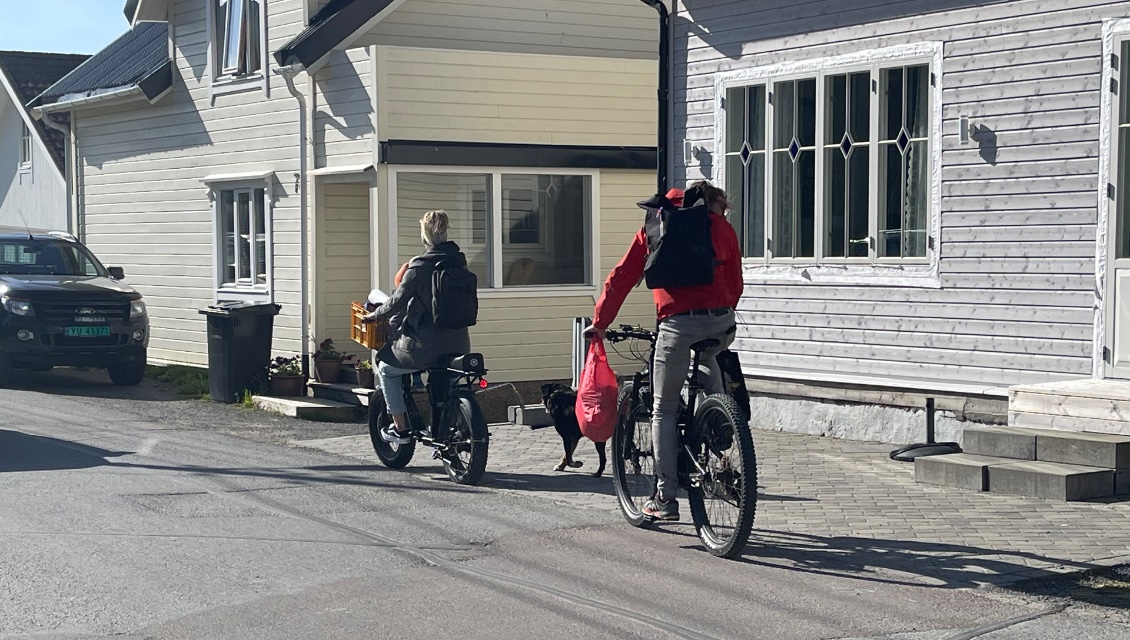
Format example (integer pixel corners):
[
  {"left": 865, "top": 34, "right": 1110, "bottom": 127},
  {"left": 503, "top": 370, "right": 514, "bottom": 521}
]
[
  {"left": 380, "top": 425, "right": 412, "bottom": 445},
  {"left": 642, "top": 497, "right": 679, "bottom": 521}
]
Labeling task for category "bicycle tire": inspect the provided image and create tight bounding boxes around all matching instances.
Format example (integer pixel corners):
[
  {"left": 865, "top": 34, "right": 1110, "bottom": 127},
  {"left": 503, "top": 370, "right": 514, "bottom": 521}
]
[
  {"left": 611, "top": 381, "right": 655, "bottom": 528},
  {"left": 368, "top": 391, "right": 416, "bottom": 468},
  {"left": 440, "top": 392, "right": 489, "bottom": 485},
  {"left": 687, "top": 394, "right": 757, "bottom": 559}
]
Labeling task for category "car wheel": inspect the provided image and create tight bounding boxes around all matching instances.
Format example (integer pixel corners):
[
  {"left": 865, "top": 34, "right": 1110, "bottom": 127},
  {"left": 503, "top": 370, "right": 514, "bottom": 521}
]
[{"left": 108, "top": 352, "right": 147, "bottom": 386}]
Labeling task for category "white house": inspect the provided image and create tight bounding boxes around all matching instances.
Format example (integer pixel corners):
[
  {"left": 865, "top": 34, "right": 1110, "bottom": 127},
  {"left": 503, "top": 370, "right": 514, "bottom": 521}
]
[
  {"left": 31, "top": 0, "right": 662, "bottom": 382},
  {"left": 0, "top": 51, "right": 88, "bottom": 231}
]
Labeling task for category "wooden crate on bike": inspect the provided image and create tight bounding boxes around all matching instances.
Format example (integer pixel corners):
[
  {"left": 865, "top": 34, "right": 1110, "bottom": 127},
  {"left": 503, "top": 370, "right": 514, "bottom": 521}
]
[{"left": 350, "top": 301, "right": 389, "bottom": 350}]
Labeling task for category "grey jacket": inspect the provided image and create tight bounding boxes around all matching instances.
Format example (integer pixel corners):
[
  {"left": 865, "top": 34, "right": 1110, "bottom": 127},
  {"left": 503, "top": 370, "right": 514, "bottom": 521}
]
[{"left": 375, "top": 241, "right": 472, "bottom": 371}]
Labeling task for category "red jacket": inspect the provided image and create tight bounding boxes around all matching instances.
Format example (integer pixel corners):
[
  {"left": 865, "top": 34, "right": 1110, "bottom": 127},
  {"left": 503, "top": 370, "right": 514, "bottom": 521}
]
[{"left": 593, "top": 212, "right": 743, "bottom": 329}]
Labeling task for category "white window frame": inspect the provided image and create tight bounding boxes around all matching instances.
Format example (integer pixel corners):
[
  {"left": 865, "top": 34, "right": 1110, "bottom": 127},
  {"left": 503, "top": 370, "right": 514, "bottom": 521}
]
[
  {"left": 386, "top": 166, "right": 601, "bottom": 298},
  {"left": 19, "top": 122, "right": 32, "bottom": 171},
  {"left": 714, "top": 42, "right": 943, "bottom": 287},
  {"left": 206, "top": 0, "right": 269, "bottom": 99},
  {"left": 208, "top": 180, "right": 274, "bottom": 302}
]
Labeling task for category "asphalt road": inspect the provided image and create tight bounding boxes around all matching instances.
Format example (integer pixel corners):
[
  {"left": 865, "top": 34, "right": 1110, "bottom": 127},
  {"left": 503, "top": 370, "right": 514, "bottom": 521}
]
[{"left": 1, "top": 369, "right": 1128, "bottom": 639}]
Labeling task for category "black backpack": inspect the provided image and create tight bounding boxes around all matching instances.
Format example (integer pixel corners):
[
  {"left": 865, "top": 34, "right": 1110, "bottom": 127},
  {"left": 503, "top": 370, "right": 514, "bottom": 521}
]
[
  {"left": 641, "top": 189, "right": 716, "bottom": 290},
  {"left": 431, "top": 258, "right": 478, "bottom": 329}
]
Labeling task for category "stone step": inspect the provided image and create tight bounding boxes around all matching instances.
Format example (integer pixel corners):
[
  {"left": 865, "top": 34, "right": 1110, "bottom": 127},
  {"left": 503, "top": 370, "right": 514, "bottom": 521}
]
[
  {"left": 253, "top": 396, "right": 365, "bottom": 422},
  {"left": 987, "top": 460, "right": 1116, "bottom": 502},
  {"left": 962, "top": 426, "right": 1037, "bottom": 461},
  {"left": 914, "top": 453, "right": 997, "bottom": 491},
  {"left": 508, "top": 404, "right": 553, "bottom": 427},
  {"left": 309, "top": 381, "right": 373, "bottom": 407}
]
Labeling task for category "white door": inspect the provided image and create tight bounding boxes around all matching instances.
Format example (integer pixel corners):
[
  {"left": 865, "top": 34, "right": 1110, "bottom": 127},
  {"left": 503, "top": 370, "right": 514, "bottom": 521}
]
[{"left": 1107, "top": 36, "right": 1130, "bottom": 378}]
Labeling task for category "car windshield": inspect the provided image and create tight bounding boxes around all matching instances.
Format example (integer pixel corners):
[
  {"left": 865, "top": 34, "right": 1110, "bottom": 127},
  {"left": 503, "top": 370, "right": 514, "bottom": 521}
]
[{"left": 0, "top": 238, "right": 108, "bottom": 277}]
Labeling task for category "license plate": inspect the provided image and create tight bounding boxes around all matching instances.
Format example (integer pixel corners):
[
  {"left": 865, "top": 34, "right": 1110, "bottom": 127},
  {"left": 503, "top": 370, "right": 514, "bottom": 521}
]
[{"left": 64, "top": 326, "right": 111, "bottom": 337}]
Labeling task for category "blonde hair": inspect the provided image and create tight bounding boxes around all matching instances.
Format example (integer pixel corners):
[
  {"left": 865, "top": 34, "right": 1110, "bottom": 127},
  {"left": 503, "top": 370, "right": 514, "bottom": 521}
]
[
  {"left": 420, "top": 210, "right": 449, "bottom": 247},
  {"left": 689, "top": 180, "right": 729, "bottom": 213}
]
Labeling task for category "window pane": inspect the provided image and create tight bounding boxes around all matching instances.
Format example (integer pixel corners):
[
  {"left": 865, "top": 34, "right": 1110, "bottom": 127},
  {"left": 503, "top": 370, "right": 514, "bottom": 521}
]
[
  {"left": 223, "top": 0, "right": 243, "bottom": 71},
  {"left": 1119, "top": 128, "right": 1130, "bottom": 258},
  {"left": 236, "top": 191, "right": 251, "bottom": 280},
  {"left": 746, "top": 153, "right": 765, "bottom": 257},
  {"left": 824, "top": 149, "right": 847, "bottom": 257},
  {"left": 726, "top": 153, "right": 745, "bottom": 252},
  {"left": 1122, "top": 42, "right": 1130, "bottom": 126},
  {"left": 748, "top": 85, "right": 766, "bottom": 150},
  {"left": 848, "top": 148, "right": 870, "bottom": 258},
  {"left": 906, "top": 65, "right": 929, "bottom": 138},
  {"left": 879, "top": 145, "right": 902, "bottom": 257},
  {"left": 220, "top": 191, "right": 236, "bottom": 284},
  {"left": 773, "top": 153, "right": 795, "bottom": 257},
  {"left": 774, "top": 81, "right": 794, "bottom": 148},
  {"left": 725, "top": 87, "right": 746, "bottom": 153},
  {"left": 882, "top": 67, "right": 904, "bottom": 140},
  {"left": 797, "top": 79, "right": 817, "bottom": 147},
  {"left": 254, "top": 188, "right": 266, "bottom": 284},
  {"left": 850, "top": 72, "right": 870, "bottom": 143},
  {"left": 501, "top": 174, "right": 588, "bottom": 286},
  {"left": 825, "top": 74, "right": 847, "bottom": 145},
  {"left": 247, "top": 0, "right": 262, "bottom": 74},
  {"left": 798, "top": 150, "right": 815, "bottom": 257},
  {"left": 773, "top": 150, "right": 814, "bottom": 258},
  {"left": 905, "top": 140, "right": 929, "bottom": 257},
  {"left": 396, "top": 173, "right": 490, "bottom": 284}
]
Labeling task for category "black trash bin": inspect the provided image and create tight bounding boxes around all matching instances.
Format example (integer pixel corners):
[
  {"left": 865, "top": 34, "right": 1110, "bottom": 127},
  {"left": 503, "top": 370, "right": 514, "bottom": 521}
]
[{"left": 198, "top": 301, "right": 281, "bottom": 403}]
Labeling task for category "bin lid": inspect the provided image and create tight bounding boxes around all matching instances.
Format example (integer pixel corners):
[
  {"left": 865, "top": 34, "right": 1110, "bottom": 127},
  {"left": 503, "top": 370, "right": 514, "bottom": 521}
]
[{"left": 199, "top": 301, "right": 282, "bottom": 316}]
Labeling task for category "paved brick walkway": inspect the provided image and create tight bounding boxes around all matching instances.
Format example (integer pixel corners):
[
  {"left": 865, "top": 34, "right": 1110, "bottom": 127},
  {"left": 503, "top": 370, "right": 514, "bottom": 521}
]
[{"left": 293, "top": 423, "right": 1130, "bottom": 588}]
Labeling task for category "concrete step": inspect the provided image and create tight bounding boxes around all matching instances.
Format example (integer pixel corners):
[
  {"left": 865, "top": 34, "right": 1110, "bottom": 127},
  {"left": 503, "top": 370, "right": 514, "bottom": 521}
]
[
  {"left": 253, "top": 396, "right": 365, "bottom": 422},
  {"left": 508, "top": 404, "right": 553, "bottom": 427},
  {"left": 1035, "top": 429, "right": 1130, "bottom": 469},
  {"left": 309, "top": 381, "right": 373, "bottom": 407},
  {"left": 962, "top": 426, "right": 1036, "bottom": 461},
  {"left": 914, "top": 453, "right": 997, "bottom": 491},
  {"left": 987, "top": 460, "right": 1115, "bottom": 502}
]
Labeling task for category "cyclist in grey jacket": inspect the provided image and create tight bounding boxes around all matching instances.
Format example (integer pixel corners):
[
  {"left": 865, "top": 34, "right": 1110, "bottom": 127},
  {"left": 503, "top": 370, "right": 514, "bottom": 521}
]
[{"left": 365, "top": 210, "right": 472, "bottom": 444}]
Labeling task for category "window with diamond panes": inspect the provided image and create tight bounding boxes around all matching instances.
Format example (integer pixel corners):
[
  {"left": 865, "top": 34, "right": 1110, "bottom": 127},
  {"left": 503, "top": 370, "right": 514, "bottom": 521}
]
[
  {"left": 879, "top": 65, "right": 930, "bottom": 258},
  {"left": 724, "top": 85, "right": 766, "bottom": 257},
  {"left": 772, "top": 79, "right": 817, "bottom": 259},
  {"left": 824, "top": 72, "right": 871, "bottom": 258}
]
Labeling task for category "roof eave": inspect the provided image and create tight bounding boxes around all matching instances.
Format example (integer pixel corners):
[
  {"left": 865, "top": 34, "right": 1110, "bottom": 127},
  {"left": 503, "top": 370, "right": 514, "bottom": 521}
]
[
  {"left": 274, "top": 0, "right": 404, "bottom": 70},
  {"left": 128, "top": 0, "right": 170, "bottom": 25}
]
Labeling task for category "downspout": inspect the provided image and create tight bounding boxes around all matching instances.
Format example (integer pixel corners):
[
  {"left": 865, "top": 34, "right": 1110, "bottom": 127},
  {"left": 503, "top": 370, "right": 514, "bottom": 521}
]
[
  {"left": 33, "top": 112, "right": 75, "bottom": 234},
  {"left": 275, "top": 63, "right": 312, "bottom": 379},
  {"left": 640, "top": 0, "right": 671, "bottom": 193}
]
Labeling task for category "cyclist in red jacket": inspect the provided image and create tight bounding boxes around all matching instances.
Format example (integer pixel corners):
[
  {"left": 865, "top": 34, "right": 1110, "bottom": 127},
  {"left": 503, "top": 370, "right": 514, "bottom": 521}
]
[{"left": 586, "top": 181, "right": 743, "bottom": 521}]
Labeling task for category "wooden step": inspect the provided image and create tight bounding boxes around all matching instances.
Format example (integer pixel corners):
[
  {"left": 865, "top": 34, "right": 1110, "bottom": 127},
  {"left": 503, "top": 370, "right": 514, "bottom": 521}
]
[{"left": 1009, "top": 378, "right": 1130, "bottom": 436}]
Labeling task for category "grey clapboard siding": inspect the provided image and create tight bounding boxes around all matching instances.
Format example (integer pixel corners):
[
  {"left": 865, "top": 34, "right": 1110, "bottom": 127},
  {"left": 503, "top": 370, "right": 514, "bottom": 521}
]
[{"left": 673, "top": 0, "right": 1129, "bottom": 388}]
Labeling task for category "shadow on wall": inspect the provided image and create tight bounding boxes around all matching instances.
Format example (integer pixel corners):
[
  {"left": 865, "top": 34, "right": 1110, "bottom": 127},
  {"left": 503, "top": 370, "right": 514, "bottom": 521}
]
[{"left": 314, "top": 50, "right": 374, "bottom": 165}]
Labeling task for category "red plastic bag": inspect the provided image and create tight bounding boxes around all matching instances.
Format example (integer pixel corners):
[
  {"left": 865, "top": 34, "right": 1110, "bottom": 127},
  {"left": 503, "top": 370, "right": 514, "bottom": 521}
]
[{"left": 575, "top": 338, "right": 619, "bottom": 443}]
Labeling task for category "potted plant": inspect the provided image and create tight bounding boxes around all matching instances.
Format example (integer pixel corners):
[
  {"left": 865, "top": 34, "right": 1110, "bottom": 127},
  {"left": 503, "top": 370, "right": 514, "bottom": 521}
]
[
  {"left": 268, "top": 355, "right": 305, "bottom": 396},
  {"left": 313, "top": 338, "right": 345, "bottom": 383},
  {"left": 354, "top": 358, "right": 375, "bottom": 389}
]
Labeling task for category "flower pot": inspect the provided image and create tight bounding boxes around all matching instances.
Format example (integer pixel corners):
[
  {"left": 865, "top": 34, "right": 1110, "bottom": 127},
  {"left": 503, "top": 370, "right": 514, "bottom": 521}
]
[
  {"left": 355, "top": 367, "right": 375, "bottom": 389},
  {"left": 313, "top": 358, "right": 343, "bottom": 383},
  {"left": 269, "top": 375, "right": 305, "bottom": 397}
]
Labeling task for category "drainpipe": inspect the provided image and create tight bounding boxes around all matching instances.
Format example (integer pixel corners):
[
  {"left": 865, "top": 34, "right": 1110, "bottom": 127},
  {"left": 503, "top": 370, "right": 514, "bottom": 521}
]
[
  {"left": 640, "top": 0, "right": 671, "bottom": 193},
  {"left": 274, "top": 63, "right": 312, "bottom": 379},
  {"left": 32, "top": 111, "right": 75, "bottom": 234}
]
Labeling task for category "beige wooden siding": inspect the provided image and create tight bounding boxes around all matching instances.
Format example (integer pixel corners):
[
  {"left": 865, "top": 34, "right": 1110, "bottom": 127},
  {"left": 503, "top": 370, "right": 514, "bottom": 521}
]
[
  {"left": 314, "top": 48, "right": 373, "bottom": 169},
  {"left": 390, "top": 169, "right": 654, "bottom": 382},
  {"left": 76, "top": 0, "right": 308, "bottom": 366},
  {"left": 316, "top": 182, "right": 371, "bottom": 360},
  {"left": 378, "top": 45, "right": 657, "bottom": 147},
  {"left": 675, "top": 0, "right": 1111, "bottom": 389},
  {"left": 362, "top": 0, "right": 657, "bottom": 60}
]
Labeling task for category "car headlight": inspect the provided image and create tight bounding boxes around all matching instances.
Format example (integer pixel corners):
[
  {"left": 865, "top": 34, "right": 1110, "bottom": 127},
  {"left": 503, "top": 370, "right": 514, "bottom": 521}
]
[
  {"left": 2, "top": 297, "right": 33, "bottom": 317},
  {"left": 130, "top": 300, "right": 147, "bottom": 319}
]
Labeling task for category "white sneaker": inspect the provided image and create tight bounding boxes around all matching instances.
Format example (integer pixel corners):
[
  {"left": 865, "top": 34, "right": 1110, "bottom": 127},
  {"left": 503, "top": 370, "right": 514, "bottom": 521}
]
[{"left": 380, "top": 425, "right": 411, "bottom": 445}]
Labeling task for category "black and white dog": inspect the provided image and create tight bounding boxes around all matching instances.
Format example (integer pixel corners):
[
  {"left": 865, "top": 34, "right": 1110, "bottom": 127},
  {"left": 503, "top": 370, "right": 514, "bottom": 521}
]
[{"left": 540, "top": 383, "right": 607, "bottom": 478}]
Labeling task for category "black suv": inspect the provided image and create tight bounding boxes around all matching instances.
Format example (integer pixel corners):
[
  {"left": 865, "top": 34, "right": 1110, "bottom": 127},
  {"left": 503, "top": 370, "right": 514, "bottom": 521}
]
[{"left": 0, "top": 231, "right": 148, "bottom": 385}]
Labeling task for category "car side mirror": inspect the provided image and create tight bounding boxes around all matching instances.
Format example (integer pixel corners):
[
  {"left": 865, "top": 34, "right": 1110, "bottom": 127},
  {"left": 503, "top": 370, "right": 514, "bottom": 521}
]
[{"left": 108, "top": 266, "right": 125, "bottom": 280}]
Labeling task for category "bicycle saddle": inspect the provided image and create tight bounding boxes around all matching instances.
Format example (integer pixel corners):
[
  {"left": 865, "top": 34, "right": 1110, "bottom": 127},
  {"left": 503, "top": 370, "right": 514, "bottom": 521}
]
[
  {"left": 691, "top": 339, "right": 720, "bottom": 352},
  {"left": 439, "top": 353, "right": 487, "bottom": 374}
]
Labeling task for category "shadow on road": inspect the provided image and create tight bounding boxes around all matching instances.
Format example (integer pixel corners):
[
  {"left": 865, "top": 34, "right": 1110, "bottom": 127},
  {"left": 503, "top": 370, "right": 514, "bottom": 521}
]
[
  {"left": 2, "top": 368, "right": 183, "bottom": 402},
  {"left": 0, "top": 429, "right": 130, "bottom": 473}
]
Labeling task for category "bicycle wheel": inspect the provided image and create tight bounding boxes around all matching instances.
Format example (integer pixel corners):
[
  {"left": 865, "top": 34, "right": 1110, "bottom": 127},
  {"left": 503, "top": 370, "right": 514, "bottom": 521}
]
[
  {"left": 368, "top": 391, "right": 415, "bottom": 468},
  {"left": 611, "top": 382, "right": 656, "bottom": 527},
  {"left": 439, "top": 392, "right": 489, "bottom": 485},
  {"left": 687, "top": 394, "right": 756, "bottom": 559}
]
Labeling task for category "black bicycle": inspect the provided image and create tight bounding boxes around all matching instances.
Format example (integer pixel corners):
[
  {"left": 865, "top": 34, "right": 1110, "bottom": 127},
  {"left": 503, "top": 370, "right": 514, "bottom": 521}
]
[
  {"left": 606, "top": 325, "right": 757, "bottom": 559},
  {"left": 368, "top": 353, "right": 490, "bottom": 485}
]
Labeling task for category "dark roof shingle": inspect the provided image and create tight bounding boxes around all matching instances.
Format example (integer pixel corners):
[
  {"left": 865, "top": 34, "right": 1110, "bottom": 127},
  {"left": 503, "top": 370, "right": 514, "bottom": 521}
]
[
  {"left": 32, "top": 22, "right": 171, "bottom": 107},
  {"left": 275, "top": 0, "right": 398, "bottom": 69},
  {"left": 0, "top": 51, "right": 89, "bottom": 173}
]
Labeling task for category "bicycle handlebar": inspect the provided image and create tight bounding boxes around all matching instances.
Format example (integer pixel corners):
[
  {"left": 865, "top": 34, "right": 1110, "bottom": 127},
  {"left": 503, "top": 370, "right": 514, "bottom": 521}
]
[{"left": 603, "top": 324, "right": 657, "bottom": 343}]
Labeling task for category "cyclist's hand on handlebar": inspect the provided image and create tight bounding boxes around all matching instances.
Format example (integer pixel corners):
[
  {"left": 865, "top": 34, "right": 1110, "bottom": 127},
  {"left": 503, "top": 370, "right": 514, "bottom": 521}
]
[{"left": 582, "top": 324, "right": 606, "bottom": 340}]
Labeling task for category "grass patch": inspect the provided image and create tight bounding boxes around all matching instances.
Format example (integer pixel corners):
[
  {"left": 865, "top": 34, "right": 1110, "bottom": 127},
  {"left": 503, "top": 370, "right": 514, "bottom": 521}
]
[
  {"left": 147, "top": 365, "right": 210, "bottom": 398},
  {"left": 239, "top": 389, "right": 257, "bottom": 409}
]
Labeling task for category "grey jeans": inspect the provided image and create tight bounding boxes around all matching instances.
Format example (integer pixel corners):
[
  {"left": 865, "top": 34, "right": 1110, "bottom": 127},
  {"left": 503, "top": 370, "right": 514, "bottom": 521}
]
[{"left": 651, "top": 309, "right": 736, "bottom": 501}]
